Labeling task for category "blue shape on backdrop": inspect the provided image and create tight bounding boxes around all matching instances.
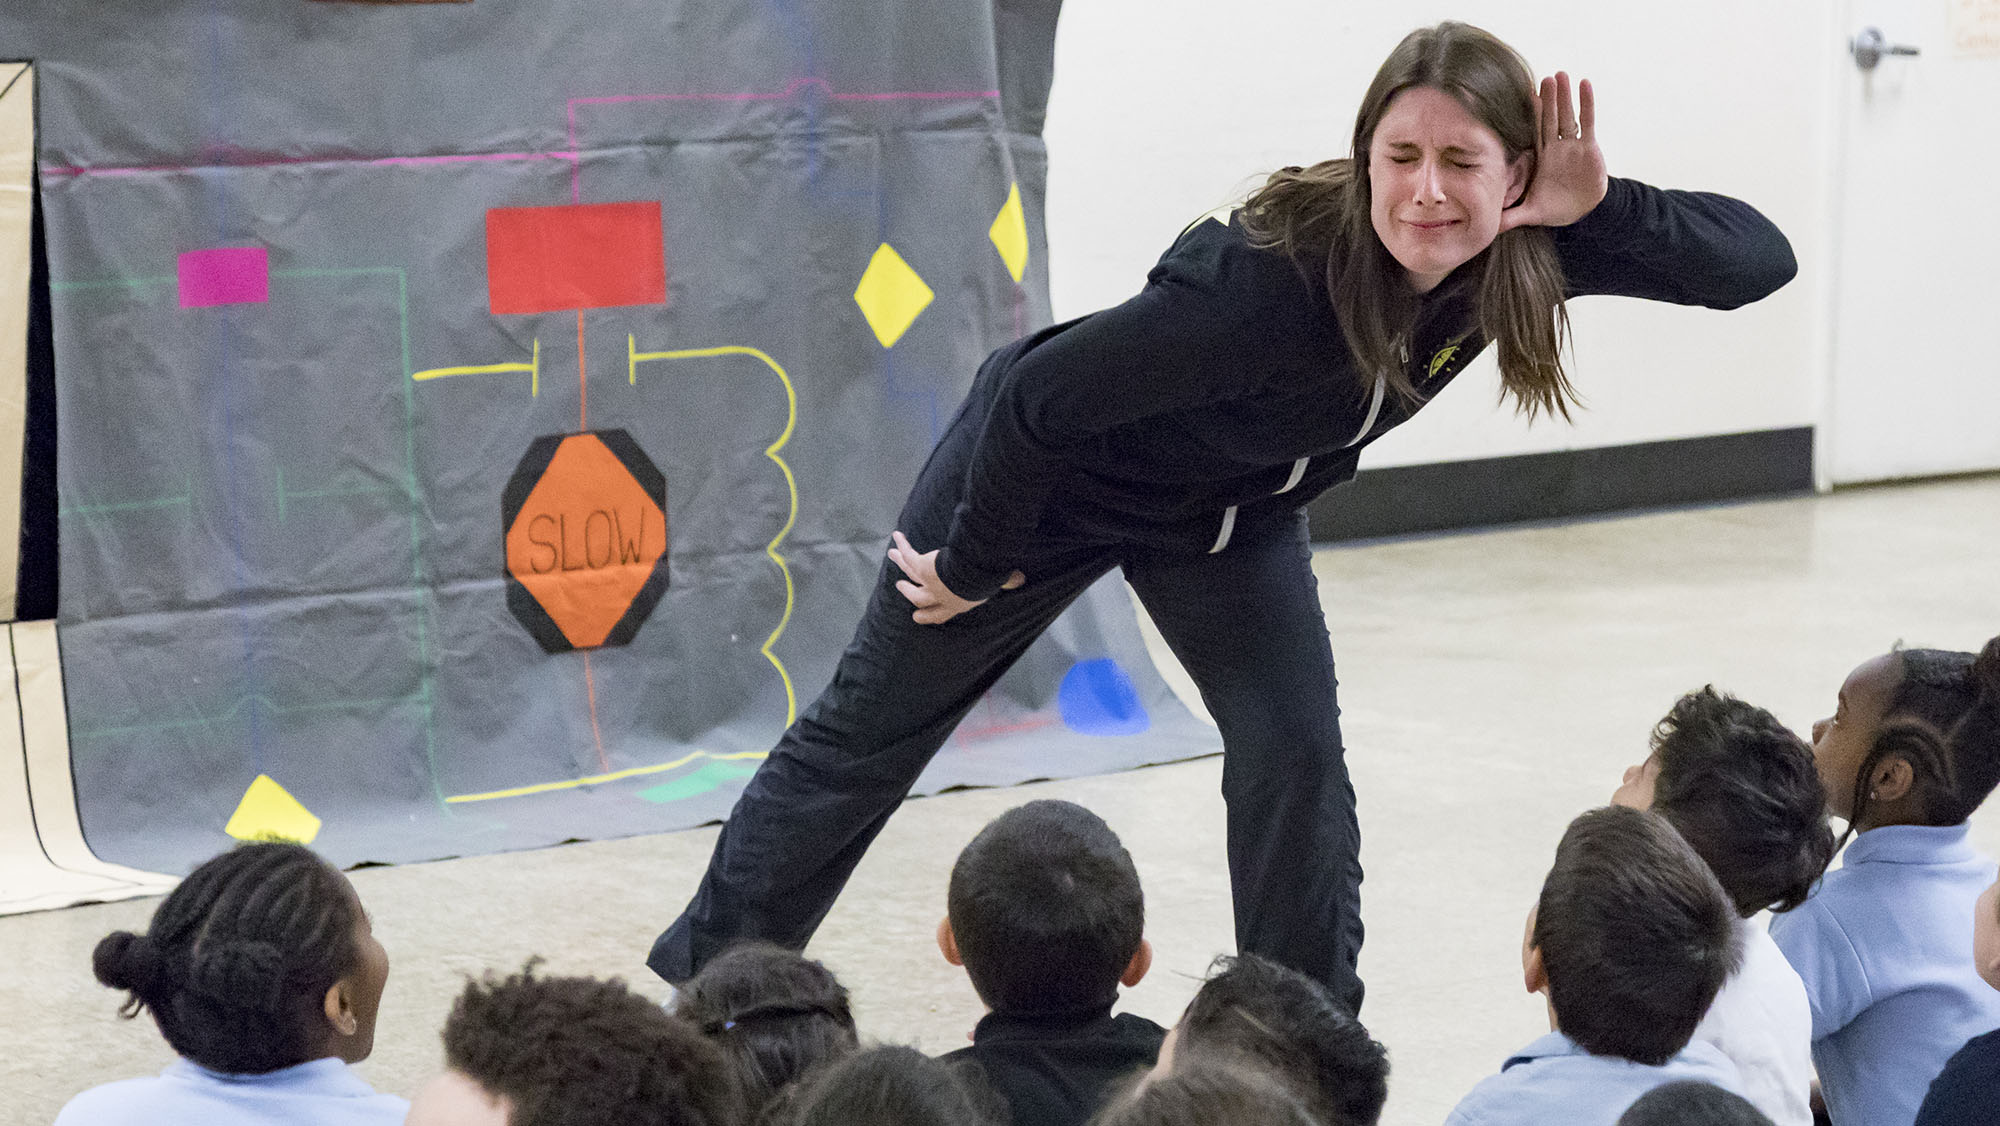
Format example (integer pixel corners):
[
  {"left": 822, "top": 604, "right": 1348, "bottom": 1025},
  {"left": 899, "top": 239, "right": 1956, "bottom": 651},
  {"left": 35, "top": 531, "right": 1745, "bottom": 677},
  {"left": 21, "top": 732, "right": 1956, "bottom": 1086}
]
[{"left": 1058, "top": 658, "right": 1150, "bottom": 736}]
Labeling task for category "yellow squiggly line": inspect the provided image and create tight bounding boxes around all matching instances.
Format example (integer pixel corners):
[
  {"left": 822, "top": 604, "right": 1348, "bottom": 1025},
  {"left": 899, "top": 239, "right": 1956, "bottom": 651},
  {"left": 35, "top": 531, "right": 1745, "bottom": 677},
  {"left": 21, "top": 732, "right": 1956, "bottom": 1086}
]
[
  {"left": 446, "top": 749, "right": 770, "bottom": 804},
  {"left": 412, "top": 338, "right": 541, "bottom": 396},
  {"left": 628, "top": 337, "right": 800, "bottom": 727}
]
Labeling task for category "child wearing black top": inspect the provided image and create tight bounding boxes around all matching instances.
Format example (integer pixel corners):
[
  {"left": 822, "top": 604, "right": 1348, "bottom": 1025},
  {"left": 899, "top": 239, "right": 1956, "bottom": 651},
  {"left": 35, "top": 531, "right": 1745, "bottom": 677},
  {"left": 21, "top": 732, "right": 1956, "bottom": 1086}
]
[{"left": 936, "top": 800, "right": 1164, "bottom": 1126}]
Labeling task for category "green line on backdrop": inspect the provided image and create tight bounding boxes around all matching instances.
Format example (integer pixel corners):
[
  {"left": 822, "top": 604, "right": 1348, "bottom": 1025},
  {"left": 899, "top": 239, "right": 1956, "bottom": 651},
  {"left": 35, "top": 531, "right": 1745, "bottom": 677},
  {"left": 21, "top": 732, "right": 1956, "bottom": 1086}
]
[{"left": 50, "top": 265, "right": 449, "bottom": 814}]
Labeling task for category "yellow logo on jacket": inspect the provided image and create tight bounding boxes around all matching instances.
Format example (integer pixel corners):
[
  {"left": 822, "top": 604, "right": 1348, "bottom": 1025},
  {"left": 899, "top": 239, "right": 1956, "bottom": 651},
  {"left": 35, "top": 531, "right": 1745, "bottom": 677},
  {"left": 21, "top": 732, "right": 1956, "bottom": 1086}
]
[{"left": 1427, "top": 344, "right": 1461, "bottom": 381}]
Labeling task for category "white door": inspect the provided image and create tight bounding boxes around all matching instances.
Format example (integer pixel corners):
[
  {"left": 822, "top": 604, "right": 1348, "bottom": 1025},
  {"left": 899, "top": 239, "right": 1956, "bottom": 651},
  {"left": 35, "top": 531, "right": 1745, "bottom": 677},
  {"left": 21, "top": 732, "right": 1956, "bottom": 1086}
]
[{"left": 1828, "top": 0, "right": 2000, "bottom": 483}]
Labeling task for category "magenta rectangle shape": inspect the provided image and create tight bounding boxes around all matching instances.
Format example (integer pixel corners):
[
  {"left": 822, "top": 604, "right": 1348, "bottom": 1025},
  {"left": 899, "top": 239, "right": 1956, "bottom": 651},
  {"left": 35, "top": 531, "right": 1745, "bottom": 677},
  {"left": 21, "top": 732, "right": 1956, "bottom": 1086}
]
[{"left": 177, "top": 247, "right": 270, "bottom": 308}]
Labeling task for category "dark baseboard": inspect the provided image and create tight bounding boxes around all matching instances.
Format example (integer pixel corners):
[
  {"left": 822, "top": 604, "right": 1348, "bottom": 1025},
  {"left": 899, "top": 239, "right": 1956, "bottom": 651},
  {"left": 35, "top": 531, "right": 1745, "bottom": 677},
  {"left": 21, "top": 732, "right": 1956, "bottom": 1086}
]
[{"left": 1307, "top": 427, "right": 1815, "bottom": 544}]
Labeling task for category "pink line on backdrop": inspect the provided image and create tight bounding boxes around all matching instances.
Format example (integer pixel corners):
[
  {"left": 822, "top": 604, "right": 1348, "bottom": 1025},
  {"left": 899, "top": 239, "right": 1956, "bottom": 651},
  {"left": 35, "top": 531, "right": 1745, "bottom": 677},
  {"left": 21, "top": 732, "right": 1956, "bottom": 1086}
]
[
  {"left": 45, "top": 150, "right": 579, "bottom": 179},
  {"left": 565, "top": 77, "right": 1001, "bottom": 201},
  {"left": 373, "top": 151, "right": 579, "bottom": 168},
  {"left": 46, "top": 78, "right": 1001, "bottom": 203}
]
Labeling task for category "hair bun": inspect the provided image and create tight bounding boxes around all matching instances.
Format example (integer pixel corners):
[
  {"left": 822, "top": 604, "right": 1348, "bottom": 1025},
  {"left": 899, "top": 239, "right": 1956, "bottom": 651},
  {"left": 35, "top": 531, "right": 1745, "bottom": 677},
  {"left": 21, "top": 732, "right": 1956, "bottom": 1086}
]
[
  {"left": 93, "top": 931, "right": 167, "bottom": 996},
  {"left": 188, "top": 939, "right": 290, "bottom": 1011}
]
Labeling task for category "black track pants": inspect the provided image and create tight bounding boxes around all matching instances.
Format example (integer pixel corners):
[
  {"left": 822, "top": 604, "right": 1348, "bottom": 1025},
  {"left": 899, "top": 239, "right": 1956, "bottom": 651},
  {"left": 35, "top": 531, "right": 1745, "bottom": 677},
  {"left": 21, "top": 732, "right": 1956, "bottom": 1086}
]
[{"left": 648, "top": 385, "right": 1365, "bottom": 1014}]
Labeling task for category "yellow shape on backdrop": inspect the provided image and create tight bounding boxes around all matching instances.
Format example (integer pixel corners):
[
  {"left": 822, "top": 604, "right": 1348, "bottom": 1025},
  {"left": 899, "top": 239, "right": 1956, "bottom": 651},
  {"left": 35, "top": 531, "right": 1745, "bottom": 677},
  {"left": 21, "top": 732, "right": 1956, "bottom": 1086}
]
[
  {"left": 989, "top": 183, "right": 1029, "bottom": 283},
  {"left": 224, "top": 774, "right": 323, "bottom": 844},
  {"left": 853, "top": 243, "right": 934, "bottom": 348}
]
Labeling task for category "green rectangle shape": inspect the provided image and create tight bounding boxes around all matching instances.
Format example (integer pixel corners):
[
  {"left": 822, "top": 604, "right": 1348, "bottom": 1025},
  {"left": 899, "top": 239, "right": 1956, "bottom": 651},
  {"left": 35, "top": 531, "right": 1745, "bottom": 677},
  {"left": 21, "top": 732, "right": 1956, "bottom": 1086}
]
[{"left": 635, "top": 759, "right": 762, "bottom": 804}]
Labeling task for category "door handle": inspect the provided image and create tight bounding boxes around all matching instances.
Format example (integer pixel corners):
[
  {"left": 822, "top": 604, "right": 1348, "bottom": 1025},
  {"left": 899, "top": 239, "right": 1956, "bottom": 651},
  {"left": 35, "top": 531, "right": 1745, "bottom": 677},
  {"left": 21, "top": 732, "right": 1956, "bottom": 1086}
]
[{"left": 1852, "top": 27, "right": 1920, "bottom": 71}]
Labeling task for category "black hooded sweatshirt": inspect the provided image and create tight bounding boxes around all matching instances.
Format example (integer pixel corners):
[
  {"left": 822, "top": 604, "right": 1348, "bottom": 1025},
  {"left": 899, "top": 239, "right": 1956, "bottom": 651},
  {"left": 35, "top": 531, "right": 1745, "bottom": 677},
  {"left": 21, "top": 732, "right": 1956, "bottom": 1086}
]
[{"left": 933, "top": 175, "right": 1798, "bottom": 601}]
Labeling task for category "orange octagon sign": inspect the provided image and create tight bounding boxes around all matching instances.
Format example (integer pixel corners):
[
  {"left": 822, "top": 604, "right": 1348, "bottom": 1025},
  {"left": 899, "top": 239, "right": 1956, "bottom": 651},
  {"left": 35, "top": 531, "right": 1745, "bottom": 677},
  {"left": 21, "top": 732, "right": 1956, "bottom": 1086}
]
[{"left": 502, "top": 430, "right": 669, "bottom": 653}]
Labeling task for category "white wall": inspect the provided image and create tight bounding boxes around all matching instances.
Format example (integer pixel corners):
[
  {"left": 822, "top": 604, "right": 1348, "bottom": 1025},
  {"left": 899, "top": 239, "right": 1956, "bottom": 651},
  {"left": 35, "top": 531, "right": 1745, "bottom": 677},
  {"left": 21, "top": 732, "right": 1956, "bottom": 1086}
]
[{"left": 1042, "top": 1, "right": 1839, "bottom": 470}]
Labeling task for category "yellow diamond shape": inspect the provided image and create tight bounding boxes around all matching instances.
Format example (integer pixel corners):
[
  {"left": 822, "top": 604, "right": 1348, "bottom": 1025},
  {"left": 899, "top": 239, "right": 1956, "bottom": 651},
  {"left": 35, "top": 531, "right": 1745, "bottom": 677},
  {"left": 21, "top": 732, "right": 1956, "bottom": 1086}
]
[
  {"left": 989, "top": 182, "right": 1029, "bottom": 283},
  {"left": 224, "top": 774, "right": 323, "bottom": 844},
  {"left": 854, "top": 243, "right": 934, "bottom": 348}
]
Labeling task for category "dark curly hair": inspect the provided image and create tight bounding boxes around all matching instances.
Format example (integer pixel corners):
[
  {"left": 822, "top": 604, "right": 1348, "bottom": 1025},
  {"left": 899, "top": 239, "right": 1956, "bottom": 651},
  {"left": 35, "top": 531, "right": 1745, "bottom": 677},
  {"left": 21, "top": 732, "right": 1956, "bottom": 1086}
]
[
  {"left": 1648, "top": 687, "right": 1835, "bottom": 915},
  {"left": 1841, "top": 635, "right": 2000, "bottom": 848},
  {"left": 1176, "top": 954, "right": 1388, "bottom": 1126},
  {"left": 673, "top": 942, "right": 858, "bottom": 1120},
  {"left": 443, "top": 962, "right": 745, "bottom": 1126},
  {"left": 91, "top": 841, "right": 363, "bottom": 1074}
]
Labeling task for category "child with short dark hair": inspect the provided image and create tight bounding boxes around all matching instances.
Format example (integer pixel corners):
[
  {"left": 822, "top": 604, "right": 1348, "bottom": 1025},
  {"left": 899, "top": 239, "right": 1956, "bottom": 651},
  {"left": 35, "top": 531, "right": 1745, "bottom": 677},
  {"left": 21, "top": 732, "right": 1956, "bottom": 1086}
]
[
  {"left": 1089, "top": 1060, "right": 1321, "bottom": 1126},
  {"left": 1161, "top": 953, "right": 1388, "bottom": 1126},
  {"left": 674, "top": 942, "right": 859, "bottom": 1122},
  {"left": 405, "top": 963, "right": 746, "bottom": 1126},
  {"left": 1618, "top": 1081, "right": 1776, "bottom": 1126},
  {"left": 1772, "top": 635, "right": 2000, "bottom": 1126},
  {"left": 55, "top": 842, "right": 404, "bottom": 1126},
  {"left": 1915, "top": 866, "right": 2000, "bottom": 1125},
  {"left": 1611, "top": 687, "right": 1832, "bottom": 1126},
  {"left": 1445, "top": 806, "right": 1744, "bottom": 1125},
  {"left": 785, "top": 1045, "right": 1004, "bottom": 1126},
  {"left": 936, "top": 800, "right": 1164, "bottom": 1126}
]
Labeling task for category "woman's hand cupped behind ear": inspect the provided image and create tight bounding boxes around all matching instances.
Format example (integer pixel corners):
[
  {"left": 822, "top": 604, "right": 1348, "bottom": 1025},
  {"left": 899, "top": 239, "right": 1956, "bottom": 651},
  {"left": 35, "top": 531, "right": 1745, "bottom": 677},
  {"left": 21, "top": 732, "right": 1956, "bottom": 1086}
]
[{"left": 1500, "top": 71, "right": 1607, "bottom": 232}]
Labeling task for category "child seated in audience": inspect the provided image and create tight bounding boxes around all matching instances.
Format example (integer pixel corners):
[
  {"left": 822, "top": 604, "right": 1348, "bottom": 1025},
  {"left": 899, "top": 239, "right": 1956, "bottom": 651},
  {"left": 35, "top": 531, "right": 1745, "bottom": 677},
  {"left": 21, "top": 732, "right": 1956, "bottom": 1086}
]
[
  {"left": 55, "top": 841, "right": 405, "bottom": 1126},
  {"left": 1445, "top": 805, "right": 1744, "bottom": 1126},
  {"left": 784, "top": 1044, "right": 1004, "bottom": 1126},
  {"left": 1611, "top": 687, "right": 1834, "bottom": 1126},
  {"left": 405, "top": 962, "right": 745, "bottom": 1126},
  {"left": 1619, "top": 1081, "right": 1777, "bottom": 1126},
  {"left": 1916, "top": 865, "right": 2000, "bottom": 1126},
  {"left": 936, "top": 799, "right": 1165, "bottom": 1126},
  {"left": 1769, "top": 635, "right": 2000, "bottom": 1126},
  {"left": 674, "top": 941, "right": 860, "bottom": 1122},
  {"left": 1155, "top": 952, "right": 1388, "bottom": 1126},
  {"left": 1089, "top": 1059, "right": 1321, "bottom": 1126}
]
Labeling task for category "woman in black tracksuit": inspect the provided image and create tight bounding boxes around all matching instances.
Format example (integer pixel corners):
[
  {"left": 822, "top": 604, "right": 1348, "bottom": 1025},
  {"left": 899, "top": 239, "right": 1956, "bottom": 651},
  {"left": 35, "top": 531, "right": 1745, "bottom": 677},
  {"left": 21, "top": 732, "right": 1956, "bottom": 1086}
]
[{"left": 650, "top": 22, "right": 1796, "bottom": 1014}]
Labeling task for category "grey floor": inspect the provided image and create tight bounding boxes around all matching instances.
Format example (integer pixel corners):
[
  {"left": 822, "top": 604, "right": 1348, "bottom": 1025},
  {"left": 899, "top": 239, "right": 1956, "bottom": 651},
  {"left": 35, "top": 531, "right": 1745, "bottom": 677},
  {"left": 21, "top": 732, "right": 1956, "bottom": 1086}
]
[{"left": 5, "top": 475, "right": 1999, "bottom": 1126}]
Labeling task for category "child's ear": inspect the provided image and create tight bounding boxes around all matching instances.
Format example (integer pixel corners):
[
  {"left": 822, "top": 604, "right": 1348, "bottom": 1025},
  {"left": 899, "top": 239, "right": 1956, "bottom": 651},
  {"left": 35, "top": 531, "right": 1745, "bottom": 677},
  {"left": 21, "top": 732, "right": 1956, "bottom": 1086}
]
[
  {"left": 936, "top": 916, "right": 963, "bottom": 967},
  {"left": 1872, "top": 757, "right": 1915, "bottom": 804},
  {"left": 323, "top": 979, "right": 360, "bottom": 1039},
  {"left": 1523, "top": 944, "right": 1548, "bottom": 996},
  {"left": 1120, "top": 939, "right": 1153, "bottom": 988}
]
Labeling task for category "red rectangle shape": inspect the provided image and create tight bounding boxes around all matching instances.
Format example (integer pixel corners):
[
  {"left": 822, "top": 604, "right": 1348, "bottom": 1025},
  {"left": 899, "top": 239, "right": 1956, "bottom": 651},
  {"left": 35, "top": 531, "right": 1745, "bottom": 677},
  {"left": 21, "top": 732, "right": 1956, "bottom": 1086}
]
[{"left": 486, "top": 202, "right": 666, "bottom": 315}]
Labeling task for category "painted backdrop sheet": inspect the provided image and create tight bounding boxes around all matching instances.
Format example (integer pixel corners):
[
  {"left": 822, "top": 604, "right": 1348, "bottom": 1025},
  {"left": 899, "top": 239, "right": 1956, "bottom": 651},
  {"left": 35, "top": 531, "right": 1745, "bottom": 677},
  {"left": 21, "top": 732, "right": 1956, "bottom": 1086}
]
[{"left": 0, "top": 0, "right": 1217, "bottom": 873}]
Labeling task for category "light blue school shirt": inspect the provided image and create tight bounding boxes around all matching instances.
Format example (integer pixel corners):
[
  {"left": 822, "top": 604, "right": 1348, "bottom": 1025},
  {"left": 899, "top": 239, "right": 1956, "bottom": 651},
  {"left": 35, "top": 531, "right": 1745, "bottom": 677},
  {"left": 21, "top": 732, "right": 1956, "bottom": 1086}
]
[
  {"left": 1443, "top": 1031, "right": 1743, "bottom": 1126},
  {"left": 1769, "top": 822, "right": 2000, "bottom": 1126},
  {"left": 53, "top": 1057, "right": 409, "bottom": 1126}
]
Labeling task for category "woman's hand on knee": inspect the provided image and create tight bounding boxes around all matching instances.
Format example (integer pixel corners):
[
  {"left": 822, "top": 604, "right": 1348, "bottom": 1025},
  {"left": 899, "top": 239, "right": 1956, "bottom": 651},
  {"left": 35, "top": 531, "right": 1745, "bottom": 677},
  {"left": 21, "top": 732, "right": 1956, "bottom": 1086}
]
[{"left": 887, "top": 531, "right": 1024, "bottom": 625}]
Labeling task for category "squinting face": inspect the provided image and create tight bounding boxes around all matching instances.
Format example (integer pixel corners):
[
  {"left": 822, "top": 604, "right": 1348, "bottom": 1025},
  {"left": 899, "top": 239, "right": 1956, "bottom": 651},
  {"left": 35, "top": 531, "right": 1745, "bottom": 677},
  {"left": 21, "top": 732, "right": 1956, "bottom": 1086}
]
[
  {"left": 406, "top": 1070, "right": 511, "bottom": 1126},
  {"left": 1976, "top": 871, "right": 2000, "bottom": 992},
  {"left": 1368, "top": 86, "right": 1529, "bottom": 293},
  {"left": 1611, "top": 754, "right": 1661, "bottom": 811},
  {"left": 1811, "top": 653, "right": 1902, "bottom": 822}
]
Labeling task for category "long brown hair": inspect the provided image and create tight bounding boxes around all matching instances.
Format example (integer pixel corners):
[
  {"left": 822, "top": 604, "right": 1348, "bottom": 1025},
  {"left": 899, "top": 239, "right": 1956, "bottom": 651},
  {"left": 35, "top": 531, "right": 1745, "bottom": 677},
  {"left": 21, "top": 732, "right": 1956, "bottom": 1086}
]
[{"left": 1239, "top": 21, "right": 1578, "bottom": 420}]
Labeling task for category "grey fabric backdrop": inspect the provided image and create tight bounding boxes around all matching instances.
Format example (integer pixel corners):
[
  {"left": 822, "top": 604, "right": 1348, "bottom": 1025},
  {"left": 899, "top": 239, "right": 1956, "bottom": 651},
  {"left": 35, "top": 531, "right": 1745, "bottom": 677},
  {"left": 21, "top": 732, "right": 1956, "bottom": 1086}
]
[{"left": 0, "top": 0, "right": 1216, "bottom": 874}]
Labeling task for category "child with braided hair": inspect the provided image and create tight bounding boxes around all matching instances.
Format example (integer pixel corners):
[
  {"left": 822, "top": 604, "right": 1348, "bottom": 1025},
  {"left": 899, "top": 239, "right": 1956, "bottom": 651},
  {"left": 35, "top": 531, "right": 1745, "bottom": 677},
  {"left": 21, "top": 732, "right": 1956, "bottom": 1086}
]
[
  {"left": 1770, "top": 635, "right": 2000, "bottom": 1126},
  {"left": 55, "top": 841, "right": 402, "bottom": 1125}
]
